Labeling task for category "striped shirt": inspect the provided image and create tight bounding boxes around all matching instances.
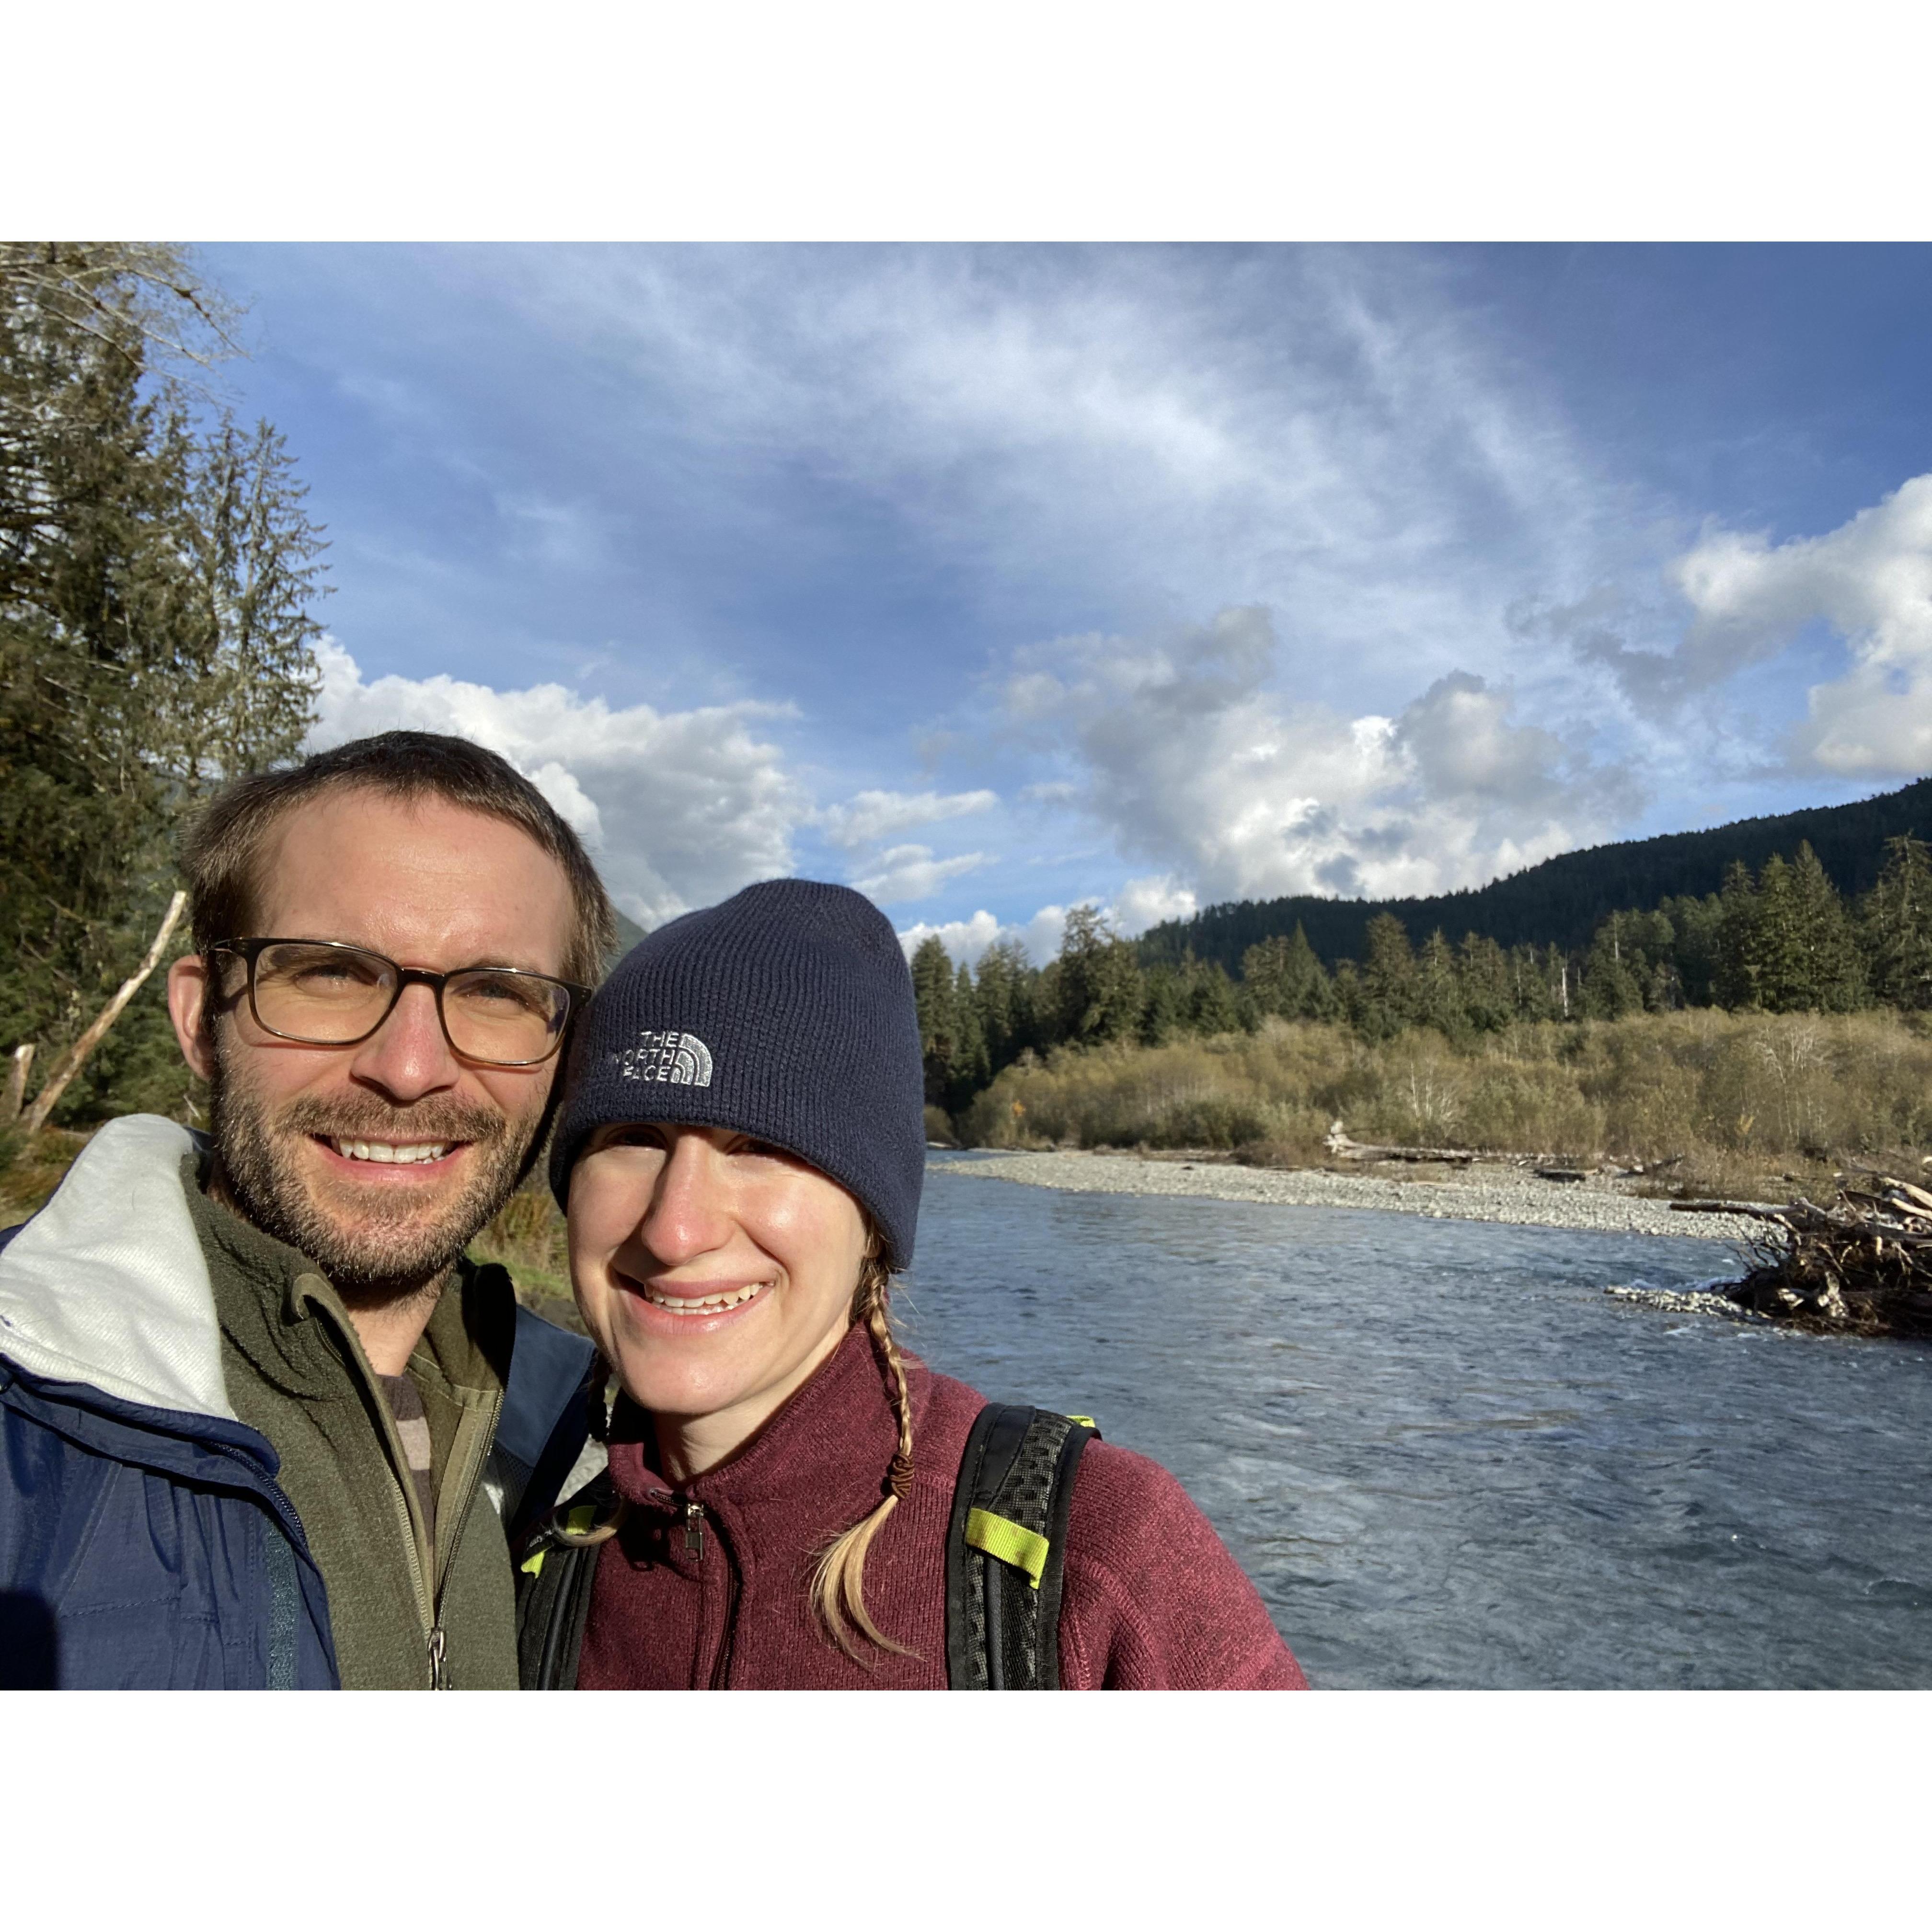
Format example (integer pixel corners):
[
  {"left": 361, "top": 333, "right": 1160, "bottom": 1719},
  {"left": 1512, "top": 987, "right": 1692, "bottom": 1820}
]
[{"left": 378, "top": 1373, "right": 436, "bottom": 1557}]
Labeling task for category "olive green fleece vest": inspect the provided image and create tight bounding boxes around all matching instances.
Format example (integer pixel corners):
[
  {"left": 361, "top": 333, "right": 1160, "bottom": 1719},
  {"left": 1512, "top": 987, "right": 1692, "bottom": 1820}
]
[{"left": 183, "top": 1157, "right": 520, "bottom": 1689}]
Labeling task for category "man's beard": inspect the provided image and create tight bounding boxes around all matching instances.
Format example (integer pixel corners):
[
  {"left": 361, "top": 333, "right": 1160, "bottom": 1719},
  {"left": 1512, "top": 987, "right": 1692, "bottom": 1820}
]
[{"left": 207, "top": 1049, "right": 546, "bottom": 1302}]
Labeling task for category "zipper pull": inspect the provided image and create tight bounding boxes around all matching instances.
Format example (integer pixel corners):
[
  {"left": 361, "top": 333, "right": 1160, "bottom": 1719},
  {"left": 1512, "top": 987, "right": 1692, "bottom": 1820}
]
[
  {"left": 684, "top": 1500, "right": 705, "bottom": 1561},
  {"left": 427, "top": 1624, "right": 448, "bottom": 1690}
]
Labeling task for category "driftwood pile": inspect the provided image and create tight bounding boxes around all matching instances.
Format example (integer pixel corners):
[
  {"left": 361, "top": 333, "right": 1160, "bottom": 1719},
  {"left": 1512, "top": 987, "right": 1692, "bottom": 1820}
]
[{"left": 1673, "top": 1174, "right": 1932, "bottom": 1337}]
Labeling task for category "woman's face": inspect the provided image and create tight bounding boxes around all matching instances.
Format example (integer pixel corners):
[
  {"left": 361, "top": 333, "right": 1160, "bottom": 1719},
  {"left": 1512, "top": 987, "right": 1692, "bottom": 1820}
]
[{"left": 567, "top": 1122, "right": 870, "bottom": 1452}]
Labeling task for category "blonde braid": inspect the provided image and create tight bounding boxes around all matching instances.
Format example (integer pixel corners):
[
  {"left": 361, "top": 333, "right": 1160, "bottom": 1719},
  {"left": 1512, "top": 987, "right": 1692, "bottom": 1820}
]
[{"left": 810, "top": 1248, "right": 918, "bottom": 1662}]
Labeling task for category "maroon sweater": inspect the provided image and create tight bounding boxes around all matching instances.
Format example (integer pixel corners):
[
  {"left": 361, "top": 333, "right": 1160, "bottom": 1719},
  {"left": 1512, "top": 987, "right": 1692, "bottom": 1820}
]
[{"left": 577, "top": 1322, "right": 1308, "bottom": 1690}]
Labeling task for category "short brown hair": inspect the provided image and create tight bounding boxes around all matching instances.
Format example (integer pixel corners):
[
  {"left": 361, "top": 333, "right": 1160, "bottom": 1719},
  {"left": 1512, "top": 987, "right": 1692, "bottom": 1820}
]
[{"left": 181, "top": 731, "right": 618, "bottom": 985}]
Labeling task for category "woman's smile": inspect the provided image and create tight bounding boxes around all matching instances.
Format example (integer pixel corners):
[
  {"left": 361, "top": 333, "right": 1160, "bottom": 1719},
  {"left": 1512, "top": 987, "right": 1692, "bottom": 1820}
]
[{"left": 618, "top": 1271, "right": 772, "bottom": 1319}]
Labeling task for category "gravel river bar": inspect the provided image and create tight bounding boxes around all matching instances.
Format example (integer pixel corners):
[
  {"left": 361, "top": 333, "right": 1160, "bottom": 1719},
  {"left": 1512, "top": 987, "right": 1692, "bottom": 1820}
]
[{"left": 930, "top": 1149, "right": 1763, "bottom": 1244}]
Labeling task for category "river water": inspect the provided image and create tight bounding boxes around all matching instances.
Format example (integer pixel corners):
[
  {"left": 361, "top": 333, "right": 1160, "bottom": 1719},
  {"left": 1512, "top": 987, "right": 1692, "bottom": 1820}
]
[{"left": 903, "top": 1155, "right": 1932, "bottom": 1689}]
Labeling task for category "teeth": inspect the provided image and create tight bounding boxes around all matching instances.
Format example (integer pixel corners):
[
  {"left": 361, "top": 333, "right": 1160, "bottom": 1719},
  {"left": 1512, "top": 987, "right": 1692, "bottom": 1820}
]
[
  {"left": 330, "top": 1139, "right": 450, "bottom": 1165},
  {"left": 644, "top": 1283, "right": 767, "bottom": 1315}
]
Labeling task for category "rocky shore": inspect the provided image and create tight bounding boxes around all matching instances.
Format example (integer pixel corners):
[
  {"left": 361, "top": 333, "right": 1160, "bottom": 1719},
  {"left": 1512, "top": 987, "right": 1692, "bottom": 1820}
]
[{"left": 929, "top": 1148, "right": 1765, "bottom": 1243}]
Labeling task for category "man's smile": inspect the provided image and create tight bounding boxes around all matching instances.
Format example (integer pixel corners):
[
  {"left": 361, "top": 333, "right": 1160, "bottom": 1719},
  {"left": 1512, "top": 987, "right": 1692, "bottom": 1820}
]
[{"left": 322, "top": 1136, "right": 459, "bottom": 1166}]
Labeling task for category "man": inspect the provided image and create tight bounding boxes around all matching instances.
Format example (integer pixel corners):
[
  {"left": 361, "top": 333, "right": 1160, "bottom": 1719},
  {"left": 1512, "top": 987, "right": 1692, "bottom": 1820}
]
[{"left": 0, "top": 732, "right": 609, "bottom": 1688}]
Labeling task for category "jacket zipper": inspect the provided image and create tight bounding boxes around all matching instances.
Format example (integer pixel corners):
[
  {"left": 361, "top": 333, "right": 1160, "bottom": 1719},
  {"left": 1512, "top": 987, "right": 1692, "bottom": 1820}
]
[
  {"left": 680, "top": 1499, "right": 740, "bottom": 1690},
  {"left": 421, "top": 1384, "right": 503, "bottom": 1690}
]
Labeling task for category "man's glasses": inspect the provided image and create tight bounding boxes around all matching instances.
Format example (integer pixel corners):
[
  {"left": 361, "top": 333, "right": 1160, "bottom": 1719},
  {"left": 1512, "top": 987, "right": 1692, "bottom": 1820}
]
[{"left": 209, "top": 938, "right": 590, "bottom": 1069}]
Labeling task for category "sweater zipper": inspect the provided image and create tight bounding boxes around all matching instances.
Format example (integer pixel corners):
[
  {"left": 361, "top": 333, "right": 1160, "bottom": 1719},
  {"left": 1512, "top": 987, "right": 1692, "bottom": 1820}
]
[{"left": 680, "top": 1499, "right": 740, "bottom": 1690}]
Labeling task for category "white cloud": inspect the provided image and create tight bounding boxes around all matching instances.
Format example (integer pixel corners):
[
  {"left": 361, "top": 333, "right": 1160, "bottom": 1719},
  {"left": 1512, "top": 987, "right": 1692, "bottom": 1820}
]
[
  {"left": 849, "top": 843, "right": 993, "bottom": 904},
  {"left": 307, "top": 639, "right": 805, "bottom": 927},
  {"left": 1111, "top": 874, "right": 1198, "bottom": 934},
  {"left": 895, "top": 909, "right": 1003, "bottom": 964},
  {"left": 816, "top": 786, "right": 998, "bottom": 849},
  {"left": 1006, "top": 606, "right": 1640, "bottom": 904},
  {"left": 896, "top": 903, "right": 1072, "bottom": 968},
  {"left": 1660, "top": 476, "right": 1932, "bottom": 777}
]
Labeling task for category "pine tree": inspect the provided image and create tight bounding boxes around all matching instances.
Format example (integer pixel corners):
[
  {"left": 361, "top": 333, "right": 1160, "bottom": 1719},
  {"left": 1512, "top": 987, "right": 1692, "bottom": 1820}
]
[
  {"left": 1138, "top": 964, "right": 1190, "bottom": 1046},
  {"left": 1185, "top": 957, "right": 1241, "bottom": 1036},
  {"left": 1354, "top": 913, "right": 1417, "bottom": 1040},
  {"left": 1503, "top": 943, "right": 1556, "bottom": 1022},
  {"left": 1057, "top": 905, "right": 1144, "bottom": 1046},
  {"left": 909, "top": 934, "right": 960, "bottom": 1106},
  {"left": 1746, "top": 845, "right": 1864, "bottom": 1012},
  {"left": 1712, "top": 860, "right": 1762, "bottom": 1009},
  {"left": 1578, "top": 914, "right": 1643, "bottom": 1019},
  {"left": 972, "top": 936, "right": 1034, "bottom": 1068},
  {"left": 1413, "top": 928, "right": 1467, "bottom": 1037},
  {"left": 1240, "top": 924, "right": 1334, "bottom": 1022},
  {"left": 1456, "top": 933, "right": 1513, "bottom": 1033},
  {"left": 1782, "top": 842, "right": 1865, "bottom": 1012},
  {"left": 1863, "top": 833, "right": 1932, "bottom": 1010},
  {"left": 948, "top": 959, "right": 989, "bottom": 1112},
  {"left": 1661, "top": 892, "right": 1723, "bottom": 1006}
]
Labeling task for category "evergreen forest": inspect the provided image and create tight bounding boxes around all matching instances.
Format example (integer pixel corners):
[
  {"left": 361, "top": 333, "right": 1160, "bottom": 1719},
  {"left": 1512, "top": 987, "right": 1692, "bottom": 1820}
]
[{"left": 912, "top": 831, "right": 1932, "bottom": 1133}]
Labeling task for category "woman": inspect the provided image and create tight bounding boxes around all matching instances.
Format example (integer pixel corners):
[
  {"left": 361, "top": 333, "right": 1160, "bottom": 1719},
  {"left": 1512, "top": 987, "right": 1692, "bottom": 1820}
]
[{"left": 518, "top": 878, "right": 1307, "bottom": 1689}]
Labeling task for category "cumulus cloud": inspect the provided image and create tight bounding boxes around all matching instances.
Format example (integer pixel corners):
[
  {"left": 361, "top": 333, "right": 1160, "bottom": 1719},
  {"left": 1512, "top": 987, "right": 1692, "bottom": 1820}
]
[
  {"left": 848, "top": 844, "right": 993, "bottom": 904},
  {"left": 307, "top": 639, "right": 805, "bottom": 927},
  {"left": 1670, "top": 476, "right": 1932, "bottom": 777},
  {"left": 1542, "top": 475, "right": 1932, "bottom": 783},
  {"left": 816, "top": 787, "right": 998, "bottom": 849},
  {"left": 1111, "top": 874, "right": 1198, "bottom": 933},
  {"left": 896, "top": 904, "right": 1073, "bottom": 968},
  {"left": 1005, "top": 605, "right": 1641, "bottom": 904}
]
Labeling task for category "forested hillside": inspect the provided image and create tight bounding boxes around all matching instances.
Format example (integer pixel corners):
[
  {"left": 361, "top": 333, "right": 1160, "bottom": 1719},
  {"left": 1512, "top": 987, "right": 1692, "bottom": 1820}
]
[
  {"left": 1138, "top": 777, "right": 1932, "bottom": 973},
  {"left": 913, "top": 831, "right": 1932, "bottom": 1133}
]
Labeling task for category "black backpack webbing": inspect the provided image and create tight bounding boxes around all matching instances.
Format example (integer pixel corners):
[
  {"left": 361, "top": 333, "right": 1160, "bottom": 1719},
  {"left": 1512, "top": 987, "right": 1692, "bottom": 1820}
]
[
  {"left": 517, "top": 1406, "right": 1096, "bottom": 1690},
  {"left": 944, "top": 1403, "right": 1097, "bottom": 1690},
  {"left": 514, "top": 1472, "right": 610, "bottom": 1690}
]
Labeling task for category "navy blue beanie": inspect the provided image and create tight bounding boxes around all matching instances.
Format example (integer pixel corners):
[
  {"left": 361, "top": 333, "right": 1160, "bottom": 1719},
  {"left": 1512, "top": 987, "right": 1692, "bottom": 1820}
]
[{"left": 548, "top": 879, "right": 927, "bottom": 1269}]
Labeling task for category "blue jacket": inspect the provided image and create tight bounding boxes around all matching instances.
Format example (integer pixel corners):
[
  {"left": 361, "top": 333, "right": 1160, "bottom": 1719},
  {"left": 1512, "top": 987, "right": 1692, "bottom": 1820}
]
[{"left": 0, "top": 1116, "right": 595, "bottom": 1689}]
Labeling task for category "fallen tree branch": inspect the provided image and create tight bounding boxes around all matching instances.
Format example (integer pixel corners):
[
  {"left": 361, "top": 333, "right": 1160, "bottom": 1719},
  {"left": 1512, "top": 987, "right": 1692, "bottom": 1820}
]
[
  {"left": 22, "top": 891, "right": 187, "bottom": 1136},
  {"left": 1324, "top": 1121, "right": 1478, "bottom": 1165}
]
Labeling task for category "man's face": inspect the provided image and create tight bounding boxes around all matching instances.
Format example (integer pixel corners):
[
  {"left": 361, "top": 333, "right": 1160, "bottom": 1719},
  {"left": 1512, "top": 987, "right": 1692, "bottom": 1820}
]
[{"left": 168, "top": 789, "right": 577, "bottom": 1297}]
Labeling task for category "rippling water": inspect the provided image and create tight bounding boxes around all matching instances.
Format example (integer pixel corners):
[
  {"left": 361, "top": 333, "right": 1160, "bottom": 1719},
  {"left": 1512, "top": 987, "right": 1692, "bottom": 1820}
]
[{"left": 903, "top": 1156, "right": 1932, "bottom": 1689}]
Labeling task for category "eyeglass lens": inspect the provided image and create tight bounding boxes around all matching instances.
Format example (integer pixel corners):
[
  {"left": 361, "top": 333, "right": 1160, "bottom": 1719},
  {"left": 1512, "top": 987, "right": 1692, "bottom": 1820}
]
[{"left": 247, "top": 942, "right": 570, "bottom": 1065}]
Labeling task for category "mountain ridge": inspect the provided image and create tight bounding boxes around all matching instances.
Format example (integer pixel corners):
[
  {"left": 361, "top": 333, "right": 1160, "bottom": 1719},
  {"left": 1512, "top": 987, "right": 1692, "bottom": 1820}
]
[{"left": 1138, "top": 775, "right": 1932, "bottom": 973}]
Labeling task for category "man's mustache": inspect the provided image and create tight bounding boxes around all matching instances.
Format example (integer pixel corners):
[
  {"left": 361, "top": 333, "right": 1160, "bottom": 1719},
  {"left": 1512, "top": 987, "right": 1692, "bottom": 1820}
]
[{"left": 274, "top": 1095, "right": 511, "bottom": 1148}]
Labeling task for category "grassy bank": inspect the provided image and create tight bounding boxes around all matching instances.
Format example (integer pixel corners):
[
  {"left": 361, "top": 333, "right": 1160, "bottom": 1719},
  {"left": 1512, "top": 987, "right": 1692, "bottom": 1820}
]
[{"left": 958, "top": 1009, "right": 1932, "bottom": 1199}]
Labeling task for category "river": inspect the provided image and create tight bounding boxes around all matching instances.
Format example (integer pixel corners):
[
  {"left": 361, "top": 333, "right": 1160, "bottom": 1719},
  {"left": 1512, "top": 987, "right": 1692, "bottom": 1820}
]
[{"left": 904, "top": 1154, "right": 1932, "bottom": 1689}]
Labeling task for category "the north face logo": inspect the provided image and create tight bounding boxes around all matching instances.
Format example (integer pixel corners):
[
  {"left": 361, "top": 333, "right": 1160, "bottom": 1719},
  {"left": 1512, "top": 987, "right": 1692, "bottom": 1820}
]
[{"left": 615, "top": 1030, "right": 714, "bottom": 1086}]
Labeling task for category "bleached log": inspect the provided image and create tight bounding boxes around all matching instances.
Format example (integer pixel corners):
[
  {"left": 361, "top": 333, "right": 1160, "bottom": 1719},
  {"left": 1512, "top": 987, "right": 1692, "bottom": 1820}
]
[{"left": 21, "top": 892, "right": 187, "bottom": 1137}]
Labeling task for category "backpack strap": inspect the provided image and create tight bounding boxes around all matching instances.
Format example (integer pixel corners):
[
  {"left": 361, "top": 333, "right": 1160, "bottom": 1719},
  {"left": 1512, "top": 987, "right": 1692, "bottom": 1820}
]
[
  {"left": 513, "top": 1472, "right": 614, "bottom": 1690},
  {"left": 499, "top": 1303, "right": 598, "bottom": 1552},
  {"left": 945, "top": 1403, "right": 1098, "bottom": 1689}
]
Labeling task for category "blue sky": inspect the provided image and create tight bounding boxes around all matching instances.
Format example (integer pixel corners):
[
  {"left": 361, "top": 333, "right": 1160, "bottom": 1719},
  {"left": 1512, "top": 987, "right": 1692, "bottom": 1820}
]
[{"left": 198, "top": 243, "right": 1932, "bottom": 961}]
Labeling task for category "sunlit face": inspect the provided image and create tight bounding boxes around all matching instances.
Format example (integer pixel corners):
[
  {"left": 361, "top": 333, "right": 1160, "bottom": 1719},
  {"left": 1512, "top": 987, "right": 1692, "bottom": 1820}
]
[
  {"left": 167, "top": 789, "right": 576, "bottom": 1294},
  {"left": 567, "top": 1122, "right": 870, "bottom": 1444}
]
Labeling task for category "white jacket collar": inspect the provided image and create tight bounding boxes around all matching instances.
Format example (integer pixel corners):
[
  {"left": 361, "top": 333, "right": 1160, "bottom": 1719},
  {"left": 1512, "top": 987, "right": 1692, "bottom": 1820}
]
[{"left": 0, "top": 1115, "right": 235, "bottom": 1422}]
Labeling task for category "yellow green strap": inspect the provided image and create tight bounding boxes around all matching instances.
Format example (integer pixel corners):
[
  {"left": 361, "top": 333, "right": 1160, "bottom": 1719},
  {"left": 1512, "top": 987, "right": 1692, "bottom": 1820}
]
[
  {"left": 1065, "top": 1414, "right": 1097, "bottom": 1429},
  {"left": 519, "top": 1502, "right": 600, "bottom": 1576},
  {"left": 965, "top": 1507, "right": 1050, "bottom": 1588}
]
